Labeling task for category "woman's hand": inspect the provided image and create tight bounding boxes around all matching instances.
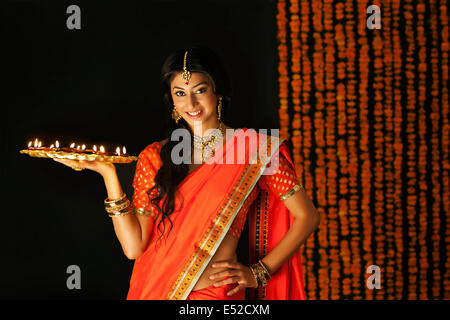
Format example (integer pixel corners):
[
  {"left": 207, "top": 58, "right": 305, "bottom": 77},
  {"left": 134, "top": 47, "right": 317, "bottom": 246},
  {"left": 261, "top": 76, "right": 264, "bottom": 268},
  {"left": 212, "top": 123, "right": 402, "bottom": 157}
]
[
  {"left": 209, "top": 260, "right": 258, "bottom": 296},
  {"left": 53, "top": 158, "right": 116, "bottom": 177}
]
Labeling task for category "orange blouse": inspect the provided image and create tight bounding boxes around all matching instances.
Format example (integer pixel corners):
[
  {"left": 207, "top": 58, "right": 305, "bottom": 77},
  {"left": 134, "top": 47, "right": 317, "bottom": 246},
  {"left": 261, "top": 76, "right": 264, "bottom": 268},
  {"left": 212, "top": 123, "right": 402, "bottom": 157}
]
[
  {"left": 226, "top": 152, "right": 301, "bottom": 238},
  {"left": 130, "top": 142, "right": 301, "bottom": 239}
]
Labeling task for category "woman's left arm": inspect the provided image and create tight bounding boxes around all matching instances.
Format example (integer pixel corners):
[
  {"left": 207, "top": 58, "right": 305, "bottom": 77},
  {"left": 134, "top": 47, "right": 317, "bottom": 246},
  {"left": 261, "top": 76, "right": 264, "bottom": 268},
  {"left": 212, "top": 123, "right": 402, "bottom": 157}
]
[
  {"left": 210, "top": 185, "right": 320, "bottom": 296},
  {"left": 261, "top": 186, "right": 321, "bottom": 275}
]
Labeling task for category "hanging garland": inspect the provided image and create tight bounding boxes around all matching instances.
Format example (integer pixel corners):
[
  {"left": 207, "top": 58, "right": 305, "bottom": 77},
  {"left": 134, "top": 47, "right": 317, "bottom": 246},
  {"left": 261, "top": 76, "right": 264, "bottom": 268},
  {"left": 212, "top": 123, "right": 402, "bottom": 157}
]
[
  {"left": 392, "top": 0, "right": 405, "bottom": 300},
  {"left": 275, "top": 0, "right": 450, "bottom": 299}
]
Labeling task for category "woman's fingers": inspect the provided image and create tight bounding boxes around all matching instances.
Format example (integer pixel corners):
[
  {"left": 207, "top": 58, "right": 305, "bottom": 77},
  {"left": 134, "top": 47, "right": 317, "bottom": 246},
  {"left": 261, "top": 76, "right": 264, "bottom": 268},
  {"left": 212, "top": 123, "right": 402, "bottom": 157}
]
[
  {"left": 53, "top": 158, "right": 90, "bottom": 169},
  {"left": 211, "top": 260, "right": 239, "bottom": 269},
  {"left": 213, "top": 276, "right": 240, "bottom": 287},
  {"left": 226, "top": 284, "right": 244, "bottom": 297},
  {"left": 209, "top": 269, "right": 235, "bottom": 281},
  {"left": 209, "top": 259, "right": 256, "bottom": 292},
  {"left": 210, "top": 260, "right": 241, "bottom": 279},
  {"left": 52, "top": 158, "right": 114, "bottom": 176},
  {"left": 211, "top": 275, "right": 246, "bottom": 296}
]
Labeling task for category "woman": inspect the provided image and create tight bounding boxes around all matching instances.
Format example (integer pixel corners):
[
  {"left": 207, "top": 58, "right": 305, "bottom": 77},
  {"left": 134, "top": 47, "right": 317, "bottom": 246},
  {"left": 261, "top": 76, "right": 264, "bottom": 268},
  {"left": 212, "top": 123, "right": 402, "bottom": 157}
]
[{"left": 53, "top": 46, "right": 320, "bottom": 300}]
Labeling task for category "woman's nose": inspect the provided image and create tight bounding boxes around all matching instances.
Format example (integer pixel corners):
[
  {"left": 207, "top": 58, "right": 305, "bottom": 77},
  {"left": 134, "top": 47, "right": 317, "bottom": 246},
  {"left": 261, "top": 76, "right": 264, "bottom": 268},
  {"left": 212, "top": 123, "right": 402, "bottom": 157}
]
[{"left": 186, "top": 94, "right": 197, "bottom": 109}]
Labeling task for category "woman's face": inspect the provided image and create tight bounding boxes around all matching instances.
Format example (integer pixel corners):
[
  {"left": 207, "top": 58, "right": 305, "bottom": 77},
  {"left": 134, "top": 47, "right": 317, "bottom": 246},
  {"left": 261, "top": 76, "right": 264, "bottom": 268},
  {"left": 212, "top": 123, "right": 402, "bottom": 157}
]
[{"left": 170, "top": 72, "right": 220, "bottom": 132}]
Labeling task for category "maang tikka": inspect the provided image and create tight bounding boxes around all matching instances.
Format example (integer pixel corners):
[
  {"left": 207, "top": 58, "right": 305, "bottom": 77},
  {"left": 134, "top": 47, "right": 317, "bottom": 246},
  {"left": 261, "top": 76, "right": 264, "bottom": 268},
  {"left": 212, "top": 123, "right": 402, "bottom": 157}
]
[
  {"left": 181, "top": 50, "right": 191, "bottom": 85},
  {"left": 172, "top": 50, "right": 191, "bottom": 125}
]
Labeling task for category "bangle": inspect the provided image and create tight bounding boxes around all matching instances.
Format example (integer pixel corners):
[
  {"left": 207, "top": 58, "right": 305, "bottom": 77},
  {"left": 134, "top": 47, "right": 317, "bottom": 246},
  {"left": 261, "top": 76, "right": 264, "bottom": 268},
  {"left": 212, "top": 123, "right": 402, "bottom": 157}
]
[
  {"left": 257, "top": 260, "right": 272, "bottom": 279},
  {"left": 134, "top": 207, "right": 158, "bottom": 218},
  {"left": 280, "top": 183, "right": 303, "bottom": 201},
  {"left": 107, "top": 204, "right": 132, "bottom": 217},
  {"left": 104, "top": 193, "right": 132, "bottom": 217},
  {"left": 249, "top": 265, "right": 259, "bottom": 288},
  {"left": 250, "top": 260, "right": 272, "bottom": 287},
  {"left": 105, "top": 199, "right": 130, "bottom": 213},
  {"left": 104, "top": 193, "right": 127, "bottom": 206}
]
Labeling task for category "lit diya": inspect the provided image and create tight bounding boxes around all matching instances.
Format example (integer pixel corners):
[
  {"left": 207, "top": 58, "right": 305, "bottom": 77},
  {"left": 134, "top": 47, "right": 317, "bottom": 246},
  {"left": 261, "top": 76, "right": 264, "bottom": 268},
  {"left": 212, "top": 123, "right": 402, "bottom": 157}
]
[{"left": 21, "top": 138, "right": 138, "bottom": 163}]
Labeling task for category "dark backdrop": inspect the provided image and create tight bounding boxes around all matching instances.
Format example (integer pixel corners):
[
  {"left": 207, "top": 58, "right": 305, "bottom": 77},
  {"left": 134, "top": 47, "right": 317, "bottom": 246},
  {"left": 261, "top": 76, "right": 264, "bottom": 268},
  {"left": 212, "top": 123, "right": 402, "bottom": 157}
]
[{"left": 2, "top": 0, "right": 279, "bottom": 299}]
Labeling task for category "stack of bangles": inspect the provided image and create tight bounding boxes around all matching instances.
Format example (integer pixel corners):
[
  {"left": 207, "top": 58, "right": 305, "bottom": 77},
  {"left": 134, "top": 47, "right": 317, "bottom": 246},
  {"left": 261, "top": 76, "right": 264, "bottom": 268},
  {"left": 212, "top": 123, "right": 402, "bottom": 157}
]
[
  {"left": 104, "top": 193, "right": 133, "bottom": 217},
  {"left": 249, "top": 260, "right": 272, "bottom": 288}
]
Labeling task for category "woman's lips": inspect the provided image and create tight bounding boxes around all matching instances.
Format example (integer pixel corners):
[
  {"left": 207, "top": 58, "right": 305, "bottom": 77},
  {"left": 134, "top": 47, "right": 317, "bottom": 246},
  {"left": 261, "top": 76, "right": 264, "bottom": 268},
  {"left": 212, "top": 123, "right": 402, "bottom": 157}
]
[{"left": 186, "top": 110, "right": 202, "bottom": 118}]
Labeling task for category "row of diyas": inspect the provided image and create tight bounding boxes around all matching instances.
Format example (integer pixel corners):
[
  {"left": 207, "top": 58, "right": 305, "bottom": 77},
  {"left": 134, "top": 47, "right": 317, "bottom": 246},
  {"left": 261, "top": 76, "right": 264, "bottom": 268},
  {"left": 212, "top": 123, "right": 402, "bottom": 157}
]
[{"left": 27, "top": 138, "right": 128, "bottom": 156}]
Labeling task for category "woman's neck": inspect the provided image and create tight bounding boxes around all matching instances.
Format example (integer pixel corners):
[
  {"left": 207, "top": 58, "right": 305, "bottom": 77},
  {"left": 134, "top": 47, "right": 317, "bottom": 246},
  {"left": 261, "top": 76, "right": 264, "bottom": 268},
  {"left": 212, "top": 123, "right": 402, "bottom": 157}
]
[{"left": 189, "top": 120, "right": 222, "bottom": 137}]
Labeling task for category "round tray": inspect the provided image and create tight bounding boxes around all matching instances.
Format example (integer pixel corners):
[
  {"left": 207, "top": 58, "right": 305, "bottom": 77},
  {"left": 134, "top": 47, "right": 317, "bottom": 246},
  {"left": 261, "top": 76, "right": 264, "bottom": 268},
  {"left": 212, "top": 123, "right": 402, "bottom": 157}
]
[{"left": 20, "top": 149, "right": 138, "bottom": 164}]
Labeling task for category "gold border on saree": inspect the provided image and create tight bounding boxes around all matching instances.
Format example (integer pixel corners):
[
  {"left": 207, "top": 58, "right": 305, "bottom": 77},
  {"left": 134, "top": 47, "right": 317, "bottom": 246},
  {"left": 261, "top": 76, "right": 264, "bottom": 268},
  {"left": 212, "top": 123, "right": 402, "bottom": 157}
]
[{"left": 167, "top": 135, "right": 284, "bottom": 300}]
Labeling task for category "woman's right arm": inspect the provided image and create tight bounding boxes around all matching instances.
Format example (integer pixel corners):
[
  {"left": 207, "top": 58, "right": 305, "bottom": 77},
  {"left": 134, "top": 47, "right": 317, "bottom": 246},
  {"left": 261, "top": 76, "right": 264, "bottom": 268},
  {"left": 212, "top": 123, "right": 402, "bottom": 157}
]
[
  {"left": 53, "top": 158, "right": 151, "bottom": 260},
  {"left": 102, "top": 167, "right": 151, "bottom": 260}
]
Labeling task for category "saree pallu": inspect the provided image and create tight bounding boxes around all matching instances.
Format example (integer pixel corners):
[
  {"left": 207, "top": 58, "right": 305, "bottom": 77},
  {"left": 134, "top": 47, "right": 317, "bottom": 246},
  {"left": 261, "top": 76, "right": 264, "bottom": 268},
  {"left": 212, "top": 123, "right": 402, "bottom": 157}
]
[{"left": 126, "top": 128, "right": 306, "bottom": 300}]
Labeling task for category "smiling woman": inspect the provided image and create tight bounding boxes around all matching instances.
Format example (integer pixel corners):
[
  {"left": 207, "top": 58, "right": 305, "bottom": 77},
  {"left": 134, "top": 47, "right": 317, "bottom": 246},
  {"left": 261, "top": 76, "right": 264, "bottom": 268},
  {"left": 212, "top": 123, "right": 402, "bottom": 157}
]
[
  {"left": 171, "top": 74, "right": 219, "bottom": 128},
  {"left": 54, "top": 46, "right": 320, "bottom": 300},
  {"left": 126, "top": 47, "right": 319, "bottom": 300}
]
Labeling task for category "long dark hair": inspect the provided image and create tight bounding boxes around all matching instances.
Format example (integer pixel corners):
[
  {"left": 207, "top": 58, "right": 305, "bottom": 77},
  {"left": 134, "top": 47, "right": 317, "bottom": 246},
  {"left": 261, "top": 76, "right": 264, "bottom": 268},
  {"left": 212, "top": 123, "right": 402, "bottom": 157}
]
[{"left": 148, "top": 46, "right": 232, "bottom": 245}]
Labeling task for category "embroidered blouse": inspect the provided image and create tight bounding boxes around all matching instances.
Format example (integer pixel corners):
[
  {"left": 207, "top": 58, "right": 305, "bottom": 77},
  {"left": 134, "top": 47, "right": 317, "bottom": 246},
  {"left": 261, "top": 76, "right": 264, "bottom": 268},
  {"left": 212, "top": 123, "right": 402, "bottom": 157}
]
[
  {"left": 130, "top": 142, "right": 302, "bottom": 239},
  {"left": 226, "top": 152, "right": 302, "bottom": 238}
]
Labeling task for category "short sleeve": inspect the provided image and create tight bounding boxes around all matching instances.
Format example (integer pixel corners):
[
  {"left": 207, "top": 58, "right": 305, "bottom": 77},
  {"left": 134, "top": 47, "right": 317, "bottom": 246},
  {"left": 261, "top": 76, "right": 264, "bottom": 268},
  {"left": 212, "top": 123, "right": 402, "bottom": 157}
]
[
  {"left": 131, "top": 144, "right": 162, "bottom": 217},
  {"left": 258, "top": 151, "right": 303, "bottom": 200}
]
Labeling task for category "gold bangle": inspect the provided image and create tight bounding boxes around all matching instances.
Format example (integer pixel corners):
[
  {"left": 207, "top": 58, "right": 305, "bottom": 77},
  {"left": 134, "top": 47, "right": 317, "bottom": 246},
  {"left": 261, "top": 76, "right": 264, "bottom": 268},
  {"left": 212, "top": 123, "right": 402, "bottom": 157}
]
[
  {"left": 249, "top": 265, "right": 259, "bottom": 288},
  {"left": 258, "top": 260, "right": 272, "bottom": 280},
  {"left": 134, "top": 207, "right": 158, "bottom": 218},
  {"left": 105, "top": 195, "right": 129, "bottom": 210},
  {"left": 105, "top": 199, "right": 130, "bottom": 213},
  {"left": 105, "top": 199, "right": 128, "bottom": 209},
  {"left": 250, "top": 261, "right": 271, "bottom": 287},
  {"left": 108, "top": 204, "right": 132, "bottom": 217},
  {"left": 104, "top": 193, "right": 127, "bottom": 205},
  {"left": 280, "top": 183, "right": 303, "bottom": 201}
]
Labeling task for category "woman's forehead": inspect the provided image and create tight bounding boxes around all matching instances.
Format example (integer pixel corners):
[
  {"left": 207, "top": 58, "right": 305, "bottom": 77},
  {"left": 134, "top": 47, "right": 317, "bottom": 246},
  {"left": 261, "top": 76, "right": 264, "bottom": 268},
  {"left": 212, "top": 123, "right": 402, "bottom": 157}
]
[{"left": 171, "top": 72, "right": 211, "bottom": 89}]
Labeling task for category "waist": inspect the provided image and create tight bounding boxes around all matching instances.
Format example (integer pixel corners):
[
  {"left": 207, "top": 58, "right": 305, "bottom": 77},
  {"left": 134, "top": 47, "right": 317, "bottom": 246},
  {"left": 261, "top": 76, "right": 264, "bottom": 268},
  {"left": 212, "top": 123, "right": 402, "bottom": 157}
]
[{"left": 192, "top": 234, "right": 238, "bottom": 291}]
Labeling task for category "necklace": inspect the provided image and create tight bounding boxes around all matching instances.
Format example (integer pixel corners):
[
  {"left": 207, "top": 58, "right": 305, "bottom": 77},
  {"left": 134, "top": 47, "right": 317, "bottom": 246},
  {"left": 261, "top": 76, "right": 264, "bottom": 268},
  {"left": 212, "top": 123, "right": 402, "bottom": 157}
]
[{"left": 192, "top": 122, "right": 226, "bottom": 163}]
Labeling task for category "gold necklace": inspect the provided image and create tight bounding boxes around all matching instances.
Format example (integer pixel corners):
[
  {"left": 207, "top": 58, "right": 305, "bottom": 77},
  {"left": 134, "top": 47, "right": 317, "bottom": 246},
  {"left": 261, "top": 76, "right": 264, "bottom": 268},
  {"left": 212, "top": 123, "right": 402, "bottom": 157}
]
[{"left": 192, "top": 122, "right": 226, "bottom": 163}]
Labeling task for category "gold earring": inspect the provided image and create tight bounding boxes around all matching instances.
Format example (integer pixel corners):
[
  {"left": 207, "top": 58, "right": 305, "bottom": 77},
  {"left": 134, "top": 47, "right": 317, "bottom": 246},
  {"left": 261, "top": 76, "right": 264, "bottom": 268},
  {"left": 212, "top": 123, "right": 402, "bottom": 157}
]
[
  {"left": 172, "top": 106, "right": 182, "bottom": 124},
  {"left": 217, "top": 96, "right": 222, "bottom": 121}
]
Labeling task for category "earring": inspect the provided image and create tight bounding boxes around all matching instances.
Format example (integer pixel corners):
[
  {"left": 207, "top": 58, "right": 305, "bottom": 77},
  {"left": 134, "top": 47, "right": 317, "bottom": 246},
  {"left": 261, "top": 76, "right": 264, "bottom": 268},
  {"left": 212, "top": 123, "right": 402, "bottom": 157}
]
[
  {"left": 217, "top": 96, "right": 222, "bottom": 121},
  {"left": 172, "top": 106, "right": 182, "bottom": 124}
]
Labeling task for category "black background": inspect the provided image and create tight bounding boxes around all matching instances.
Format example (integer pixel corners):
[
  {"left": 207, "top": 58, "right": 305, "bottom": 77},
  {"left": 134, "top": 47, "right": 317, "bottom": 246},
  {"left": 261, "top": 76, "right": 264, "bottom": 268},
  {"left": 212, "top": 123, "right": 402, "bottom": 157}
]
[{"left": 2, "top": 0, "right": 279, "bottom": 299}]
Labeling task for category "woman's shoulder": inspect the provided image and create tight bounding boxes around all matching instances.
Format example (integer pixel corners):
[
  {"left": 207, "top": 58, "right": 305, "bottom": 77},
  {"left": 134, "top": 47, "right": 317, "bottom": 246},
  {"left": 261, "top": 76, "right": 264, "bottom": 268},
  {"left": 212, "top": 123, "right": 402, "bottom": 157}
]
[
  {"left": 141, "top": 139, "right": 168, "bottom": 153},
  {"left": 159, "top": 138, "right": 169, "bottom": 147},
  {"left": 137, "top": 139, "right": 167, "bottom": 167}
]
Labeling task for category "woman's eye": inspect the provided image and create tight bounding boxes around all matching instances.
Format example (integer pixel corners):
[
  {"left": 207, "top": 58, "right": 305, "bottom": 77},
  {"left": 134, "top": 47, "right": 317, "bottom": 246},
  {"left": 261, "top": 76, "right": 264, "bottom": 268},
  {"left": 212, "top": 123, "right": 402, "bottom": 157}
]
[{"left": 175, "top": 87, "right": 206, "bottom": 96}]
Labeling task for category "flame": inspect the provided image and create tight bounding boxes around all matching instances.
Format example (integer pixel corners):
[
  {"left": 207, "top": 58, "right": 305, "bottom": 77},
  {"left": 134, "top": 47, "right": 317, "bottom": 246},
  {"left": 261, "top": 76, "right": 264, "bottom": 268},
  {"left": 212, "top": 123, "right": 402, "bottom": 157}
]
[
  {"left": 55, "top": 140, "right": 60, "bottom": 148},
  {"left": 50, "top": 144, "right": 54, "bottom": 148},
  {"left": 81, "top": 144, "right": 86, "bottom": 151},
  {"left": 93, "top": 145, "right": 97, "bottom": 152},
  {"left": 34, "top": 139, "right": 38, "bottom": 147},
  {"left": 70, "top": 143, "right": 75, "bottom": 148},
  {"left": 122, "top": 146, "right": 127, "bottom": 154},
  {"left": 116, "top": 147, "right": 121, "bottom": 155},
  {"left": 38, "top": 141, "right": 42, "bottom": 148},
  {"left": 100, "top": 146, "right": 105, "bottom": 153},
  {"left": 28, "top": 141, "right": 32, "bottom": 148},
  {"left": 76, "top": 145, "right": 81, "bottom": 150}
]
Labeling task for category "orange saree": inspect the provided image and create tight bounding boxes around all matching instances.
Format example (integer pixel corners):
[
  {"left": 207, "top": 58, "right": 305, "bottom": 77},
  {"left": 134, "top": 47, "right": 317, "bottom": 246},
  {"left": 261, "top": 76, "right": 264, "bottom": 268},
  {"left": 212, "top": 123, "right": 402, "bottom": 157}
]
[{"left": 126, "top": 128, "right": 306, "bottom": 300}]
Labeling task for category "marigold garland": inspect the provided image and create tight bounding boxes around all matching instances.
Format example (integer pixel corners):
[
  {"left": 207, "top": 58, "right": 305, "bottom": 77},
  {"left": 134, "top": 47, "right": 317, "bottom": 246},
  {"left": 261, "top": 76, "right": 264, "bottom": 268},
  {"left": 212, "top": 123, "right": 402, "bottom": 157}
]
[
  {"left": 276, "top": 0, "right": 449, "bottom": 300},
  {"left": 440, "top": 0, "right": 450, "bottom": 300},
  {"left": 391, "top": 0, "right": 405, "bottom": 300}
]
